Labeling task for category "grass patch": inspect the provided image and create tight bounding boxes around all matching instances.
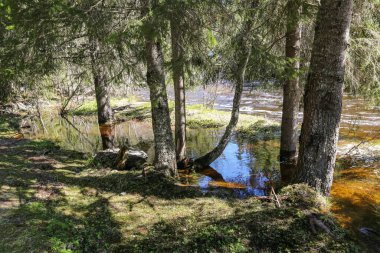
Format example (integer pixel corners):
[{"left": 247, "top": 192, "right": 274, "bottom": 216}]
[
  {"left": 186, "top": 105, "right": 281, "bottom": 142},
  {"left": 115, "top": 102, "right": 151, "bottom": 122},
  {"left": 237, "top": 120, "right": 281, "bottom": 142},
  {"left": 72, "top": 96, "right": 138, "bottom": 116},
  {"left": 0, "top": 113, "right": 362, "bottom": 253},
  {"left": 187, "top": 118, "right": 225, "bottom": 128}
]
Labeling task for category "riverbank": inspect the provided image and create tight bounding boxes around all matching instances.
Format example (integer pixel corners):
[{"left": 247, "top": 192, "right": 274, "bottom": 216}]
[
  {"left": 71, "top": 99, "right": 281, "bottom": 142},
  {"left": 0, "top": 112, "right": 361, "bottom": 252}
]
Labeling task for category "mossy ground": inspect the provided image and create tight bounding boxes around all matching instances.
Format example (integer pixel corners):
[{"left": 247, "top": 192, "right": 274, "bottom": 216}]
[{"left": 0, "top": 113, "right": 361, "bottom": 253}]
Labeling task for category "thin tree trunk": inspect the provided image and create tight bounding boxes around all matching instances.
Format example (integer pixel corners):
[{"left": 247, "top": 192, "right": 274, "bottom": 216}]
[
  {"left": 280, "top": 0, "right": 302, "bottom": 183},
  {"left": 142, "top": 0, "right": 178, "bottom": 177},
  {"left": 296, "top": 0, "right": 353, "bottom": 195},
  {"left": 194, "top": 21, "right": 252, "bottom": 169},
  {"left": 170, "top": 19, "right": 186, "bottom": 162},
  {"left": 89, "top": 36, "right": 113, "bottom": 125}
]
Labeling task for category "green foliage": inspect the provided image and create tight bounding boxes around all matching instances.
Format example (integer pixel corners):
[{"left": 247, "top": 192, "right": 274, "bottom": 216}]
[
  {"left": 345, "top": 0, "right": 380, "bottom": 104},
  {"left": 0, "top": 112, "right": 20, "bottom": 135}
]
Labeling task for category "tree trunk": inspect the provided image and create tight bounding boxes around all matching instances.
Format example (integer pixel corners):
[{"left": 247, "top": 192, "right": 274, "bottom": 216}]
[
  {"left": 170, "top": 19, "right": 187, "bottom": 162},
  {"left": 99, "top": 124, "right": 115, "bottom": 150},
  {"left": 89, "top": 36, "right": 113, "bottom": 125},
  {"left": 296, "top": 0, "right": 353, "bottom": 195},
  {"left": 142, "top": 0, "right": 178, "bottom": 177},
  {"left": 194, "top": 21, "right": 252, "bottom": 169},
  {"left": 280, "top": 0, "right": 302, "bottom": 183}
]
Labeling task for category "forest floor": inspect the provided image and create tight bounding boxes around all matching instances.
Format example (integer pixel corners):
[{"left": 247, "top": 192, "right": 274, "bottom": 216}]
[{"left": 0, "top": 112, "right": 362, "bottom": 252}]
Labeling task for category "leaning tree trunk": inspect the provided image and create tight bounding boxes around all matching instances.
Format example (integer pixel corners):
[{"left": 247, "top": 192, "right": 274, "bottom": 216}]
[
  {"left": 296, "top": 0, "right": 353, "bottom": 195},
  {"left": 280, "top": 0, "right": 302, "bottom": 183},
  {"left": 89, "top": 36, "right": 113, "bottom": 125},
  {"left": 170, "top": 19, "right": 187, "bottom": 162},
  {"left": 193, "top": 22, "right": 252, "bottom": 169},
  {"left": 142, "top": 0, "right": 178, "bottom": 177}
]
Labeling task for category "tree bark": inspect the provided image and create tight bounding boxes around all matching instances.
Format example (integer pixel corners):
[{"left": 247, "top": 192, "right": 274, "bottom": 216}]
[
  {"left": 99, "top": 123, "right": 115, "bottom": 150},
  {"left": 296, "top": 0, "right": 353, "bottom": 195},
  {"left": 280, "top": 0, "right": 302, "bottom": 183},
  {"left": 170, "top": 19, "right": 187, "bottom": 162},
  {"left": 142, "top": 0, "right": 178, "bottom": 177},
  {"left": 89, "top": 35, "right": 113, "bottom": 125},
  {"left": 193, "top": 20, "right": 252, "bottom": 169}
]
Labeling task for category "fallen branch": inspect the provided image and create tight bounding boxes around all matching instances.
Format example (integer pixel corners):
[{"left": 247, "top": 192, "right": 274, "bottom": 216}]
[
  {"left": 271, "top": 186, "right": 281, "bottom": 208},
  {"left": 343, "top": 133, "right": 379, "bottom": 156}
]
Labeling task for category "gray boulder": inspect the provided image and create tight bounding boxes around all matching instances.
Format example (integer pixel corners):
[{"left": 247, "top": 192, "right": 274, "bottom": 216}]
[{"left": 93, "top": 148, "right": 148, "bottom": 170}]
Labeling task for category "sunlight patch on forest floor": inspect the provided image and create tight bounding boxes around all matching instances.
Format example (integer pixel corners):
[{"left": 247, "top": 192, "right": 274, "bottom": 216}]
[{"left": 0, "top": 113, "right": 362, "bottom": 252}]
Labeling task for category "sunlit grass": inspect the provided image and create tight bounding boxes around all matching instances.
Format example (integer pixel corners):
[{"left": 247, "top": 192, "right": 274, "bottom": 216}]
[
  {"left": 0, "top": 111, "right": 364, "bottom": 253},
  {"left": 72, "top": 96, "right": 139, "bottom": 116}
]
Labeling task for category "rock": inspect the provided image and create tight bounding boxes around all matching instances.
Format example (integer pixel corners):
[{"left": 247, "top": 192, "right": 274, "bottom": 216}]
[
  {"left": 124, "top": 149, "right": 148, "bottom": 170},
  {"left": 93, "top": 148, "right": 148, "bottom": 170},
  {"left": 93, "top": 149, "right": 119, "bottom": 168}
]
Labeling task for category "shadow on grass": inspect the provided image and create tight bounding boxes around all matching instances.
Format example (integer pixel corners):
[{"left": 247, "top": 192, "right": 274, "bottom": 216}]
[
  {"left": 0, "top": 134, "right": 361, "bottom": 252},
  {"left": 114, "top": 207, "right": 358, "bottom": 253},
  {"left": 0, "top": 136, "right": 123, "bottom": 252}
]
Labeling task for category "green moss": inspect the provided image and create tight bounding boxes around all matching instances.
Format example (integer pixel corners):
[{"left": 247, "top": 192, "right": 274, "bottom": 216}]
[
  {"left": 237, "top": 120, "right": 281, "bottom": 142},
  {"left": 280, "top": 184, "right": 328, "bottom": 210},
  {"left": 0, "top": 112, "right": 361, "bottom": 253}
]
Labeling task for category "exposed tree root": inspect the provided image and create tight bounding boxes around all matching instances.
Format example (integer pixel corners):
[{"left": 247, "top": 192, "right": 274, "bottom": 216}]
[{"left": 308, "top": 214, "right": 336, "bottom": 239}]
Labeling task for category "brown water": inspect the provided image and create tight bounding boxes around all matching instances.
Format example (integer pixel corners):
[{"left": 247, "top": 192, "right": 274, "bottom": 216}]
[{"left": 21, "top": 88, "right": 380, "bottom": 240}]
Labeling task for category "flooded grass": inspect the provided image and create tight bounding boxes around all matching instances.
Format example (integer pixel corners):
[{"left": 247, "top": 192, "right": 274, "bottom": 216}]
[
  {"left": 0, "top": 113, "right": 363, "bottom": 252},
  {"left": 237, "top": 120, "right": 281, "bottom": 142},
  {"left": 331, "top": 165, "right": 380, "bottom": 231},
  {"left": 2, "top": 89, "right": 380, "bottom": 252},
  {"left": 110, "top": 101, "right": 280, "bottom": 134}
]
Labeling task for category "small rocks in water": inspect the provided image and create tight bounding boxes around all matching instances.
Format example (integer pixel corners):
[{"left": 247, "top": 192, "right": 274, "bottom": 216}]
[{"left": 93, "top": 148, "right": 148, "bottom": 170}]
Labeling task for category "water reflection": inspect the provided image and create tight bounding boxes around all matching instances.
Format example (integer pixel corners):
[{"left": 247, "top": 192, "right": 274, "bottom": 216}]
[
  {"left": 23, "top": 111, "right": 279, "bottom": 197},
  {"left": 20, "top": 91, "right": 380, "bottom": 238},
  {"left": 192, "top": 139, "right": 277, "bottom": 197}
]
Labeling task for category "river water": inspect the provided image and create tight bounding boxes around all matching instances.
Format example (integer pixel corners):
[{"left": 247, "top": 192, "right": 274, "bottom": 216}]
[{"left": 21, "top": 87, "right": 379, "bottom": 243}]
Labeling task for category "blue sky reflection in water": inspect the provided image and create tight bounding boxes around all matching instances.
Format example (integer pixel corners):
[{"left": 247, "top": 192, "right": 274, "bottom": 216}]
[{"left": 196, "top": 138, "right": 273, "bottom": 197}]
